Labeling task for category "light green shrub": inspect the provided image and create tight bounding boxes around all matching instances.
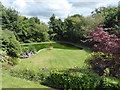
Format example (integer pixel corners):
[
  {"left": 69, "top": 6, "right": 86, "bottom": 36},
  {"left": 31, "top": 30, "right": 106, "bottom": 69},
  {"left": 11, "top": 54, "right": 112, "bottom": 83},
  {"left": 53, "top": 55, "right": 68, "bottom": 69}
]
[{"left": 100, "top": 77, "right": 120, "bottom": 89}]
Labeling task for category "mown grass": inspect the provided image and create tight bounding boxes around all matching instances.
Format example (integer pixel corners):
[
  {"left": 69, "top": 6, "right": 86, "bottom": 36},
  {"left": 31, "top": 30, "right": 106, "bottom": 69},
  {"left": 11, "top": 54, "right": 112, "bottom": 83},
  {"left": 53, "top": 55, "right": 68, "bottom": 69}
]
[{"left": 13, "top": 48, "right": 90, "bottom": 70}]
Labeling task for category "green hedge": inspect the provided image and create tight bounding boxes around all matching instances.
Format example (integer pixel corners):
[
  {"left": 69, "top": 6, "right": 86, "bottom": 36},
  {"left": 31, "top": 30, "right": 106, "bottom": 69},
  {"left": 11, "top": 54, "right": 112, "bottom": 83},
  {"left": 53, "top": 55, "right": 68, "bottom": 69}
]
[{"left": 46, "top": 70, "right": 101, "bottom": 89}]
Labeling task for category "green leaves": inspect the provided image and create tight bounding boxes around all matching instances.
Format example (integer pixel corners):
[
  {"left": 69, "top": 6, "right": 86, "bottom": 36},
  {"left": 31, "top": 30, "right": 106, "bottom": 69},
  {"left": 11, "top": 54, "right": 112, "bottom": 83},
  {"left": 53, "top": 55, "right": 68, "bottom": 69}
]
[
  {"left": 49, "top": 14, "right": 65, "bottom": 40},
  {"left": 64, "top": 14, "right": 86, "bottom": 42},
  {"left": 86, "top": 52, "right": 120, "bottom": 78},
  {"left": 2, "top": 30, "right": 22, "bottom": 58},
  {"left": 47, "top": 69, "right": 101, "bottom": 89},
  {"left": 2, "top": 6, "right": 19, "bottom": 31},
  {"left": 101, "top": 77, "right": 120, "bottom": 89}
]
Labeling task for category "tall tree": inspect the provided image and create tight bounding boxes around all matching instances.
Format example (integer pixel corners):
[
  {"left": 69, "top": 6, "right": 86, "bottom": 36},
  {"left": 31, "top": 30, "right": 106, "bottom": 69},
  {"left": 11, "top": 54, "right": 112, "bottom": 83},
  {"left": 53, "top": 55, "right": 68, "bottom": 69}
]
[
  {"left": 92, "top": 6, "right": 120, "bottom": 37},
  {"left": 64, "top": 14, "right": 86, "bottom": 42},
  {"left": 48, "top": 14, "right": 64, "bottom": 40},
  {"left": 2, "top": 5, "right": 19, "bottom": 31}
]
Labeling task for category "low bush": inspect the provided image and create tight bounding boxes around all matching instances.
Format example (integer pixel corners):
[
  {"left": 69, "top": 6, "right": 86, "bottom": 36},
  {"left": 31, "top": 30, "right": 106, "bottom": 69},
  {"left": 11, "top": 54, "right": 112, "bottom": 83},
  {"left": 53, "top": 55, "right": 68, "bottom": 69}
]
[
  {"left": 0, "top": 50, "right": 21, "bottom": 66},
  {"left": 10, "top": 58, "right": 21, "bottom": 65},
  {"left": 86, "top": 52, "right": 120, "bottom": 78},
  {"left": 45, "top": 69, "right": 101, "bottom": 89},
  {"left": 0, "top": 50, "right": 9, "bottom": 63}
]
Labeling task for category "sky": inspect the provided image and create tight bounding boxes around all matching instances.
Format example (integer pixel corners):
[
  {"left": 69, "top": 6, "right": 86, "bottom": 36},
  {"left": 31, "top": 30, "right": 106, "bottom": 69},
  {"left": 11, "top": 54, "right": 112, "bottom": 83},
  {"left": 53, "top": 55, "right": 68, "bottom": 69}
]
[{"left": 0, "top": 0, "right": 119, "bottom": 23}]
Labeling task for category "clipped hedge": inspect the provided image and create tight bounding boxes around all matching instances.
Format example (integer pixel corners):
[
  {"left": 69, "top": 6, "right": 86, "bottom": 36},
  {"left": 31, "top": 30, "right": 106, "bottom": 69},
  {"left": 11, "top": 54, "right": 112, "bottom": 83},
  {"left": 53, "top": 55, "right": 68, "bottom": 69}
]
[{"left": 46, "top": 70, "right": 101, "bottom": 89}]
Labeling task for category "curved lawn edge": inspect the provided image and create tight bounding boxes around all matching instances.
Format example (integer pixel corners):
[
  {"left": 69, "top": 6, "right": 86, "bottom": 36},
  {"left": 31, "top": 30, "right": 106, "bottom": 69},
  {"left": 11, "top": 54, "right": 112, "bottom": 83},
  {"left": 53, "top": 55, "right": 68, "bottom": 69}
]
[
  {"left": 20, "top": 41, "right": 90, "bottom": 50},
  {"left": 16, "top": 49, "right": 90, "bottom": 69},
  {"left": 21, "top": 48, "right": 82, "bottom": 60}
]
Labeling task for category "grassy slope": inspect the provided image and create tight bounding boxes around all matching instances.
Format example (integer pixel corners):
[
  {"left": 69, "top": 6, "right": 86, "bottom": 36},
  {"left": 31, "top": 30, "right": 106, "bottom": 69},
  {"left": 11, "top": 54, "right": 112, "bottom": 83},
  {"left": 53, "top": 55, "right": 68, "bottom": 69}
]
[
  {"left": 1, "top": 71, "right": 51, "bottom": 88},
  {"left": 14, "top": 49, "right": 90, "bottom": 70}
]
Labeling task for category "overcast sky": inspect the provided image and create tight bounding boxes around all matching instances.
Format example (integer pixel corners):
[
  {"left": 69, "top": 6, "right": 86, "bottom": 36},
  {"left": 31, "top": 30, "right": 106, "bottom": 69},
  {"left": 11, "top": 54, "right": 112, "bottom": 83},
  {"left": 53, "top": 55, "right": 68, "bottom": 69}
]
[{"left": 1, "top": 0, "right": 119, "bottom": 23}]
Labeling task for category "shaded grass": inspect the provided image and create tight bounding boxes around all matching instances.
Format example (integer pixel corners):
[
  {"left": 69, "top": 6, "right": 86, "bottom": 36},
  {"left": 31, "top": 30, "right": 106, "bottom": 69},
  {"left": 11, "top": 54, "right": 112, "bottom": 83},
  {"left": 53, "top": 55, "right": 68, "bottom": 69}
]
[{"left": 21, "top": 42, "right": 81, "bottom": 51}]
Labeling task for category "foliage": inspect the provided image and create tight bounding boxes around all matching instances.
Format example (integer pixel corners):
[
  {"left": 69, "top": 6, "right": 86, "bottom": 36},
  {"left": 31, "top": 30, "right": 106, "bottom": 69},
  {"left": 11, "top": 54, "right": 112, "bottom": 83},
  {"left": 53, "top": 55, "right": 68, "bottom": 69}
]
[
  {"left": 9, "top": 67, "right": 120, "bottom": 89},
  {"left": 48, "top": 14, "right": 102, "bottom": 42},
  {"left": 83, "top": 26, "right": 120, "bottom": 55},
  {"left": 48, "top": 14, "right": 65, "bottom": 40},
  {"left": 1, "top": 3, "right": 19, "bottom": 31},
  {"left": 1, "top": 2, "right": 50, "bottom": 42},
  {"left": 45, "top": 68, "right": 101, "bottom": 89},
  {"left": 0, "top": 50, "right": 9, "bottom": 62},
  {"left": 0, "top": 51, "right": 21, "bottom": 65},
  {"left": 2, "top": 30, "right": 22, "bottom": 58},
  {"left": 63, "top": 14, "right": 87, "bottom": 42},
  {"left": 82, "top": 14, "right": 105, "bottom": 33},
  {"left": 99, "top": 77, "right": 120, "bottom": 89},
  {"left": 86, "top": 52, "right": 120, "bottom": 78},
  {"left": 92, "top": 6, "right": 120, "bottom": 37},
  {"left": 10, "top": 68, "right": 51, "bottom": 82},
  {"left": 82, "top": 23, "right": 120, "bottom": 79},
  {"left": 33, "top": 23, "right": 49, "bottom": 42},
  {"left": 16, "top": 18, "right": 49, "bottom": 42}
]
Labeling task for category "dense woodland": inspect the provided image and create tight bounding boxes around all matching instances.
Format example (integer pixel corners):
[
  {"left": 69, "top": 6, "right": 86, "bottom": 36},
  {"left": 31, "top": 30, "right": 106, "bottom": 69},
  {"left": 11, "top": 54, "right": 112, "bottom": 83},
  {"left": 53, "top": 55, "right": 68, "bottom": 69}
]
[{"left": 1, "top": 2, "right": 120, "bottom": 89}]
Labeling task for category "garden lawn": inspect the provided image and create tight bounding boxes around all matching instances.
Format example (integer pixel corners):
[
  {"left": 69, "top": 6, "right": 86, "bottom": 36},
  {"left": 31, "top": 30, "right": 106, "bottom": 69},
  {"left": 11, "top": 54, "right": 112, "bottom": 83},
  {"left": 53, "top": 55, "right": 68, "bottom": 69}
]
[{"left": 13, "top": 48, "right": 90, "bottom": 70}]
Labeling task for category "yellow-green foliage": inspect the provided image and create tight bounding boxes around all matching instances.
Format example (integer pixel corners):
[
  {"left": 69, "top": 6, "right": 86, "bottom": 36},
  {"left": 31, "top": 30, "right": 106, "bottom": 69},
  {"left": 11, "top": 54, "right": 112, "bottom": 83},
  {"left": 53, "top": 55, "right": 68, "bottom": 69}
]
[{"left": 101, "top": 77, "right": 120, "bottom": 89}]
